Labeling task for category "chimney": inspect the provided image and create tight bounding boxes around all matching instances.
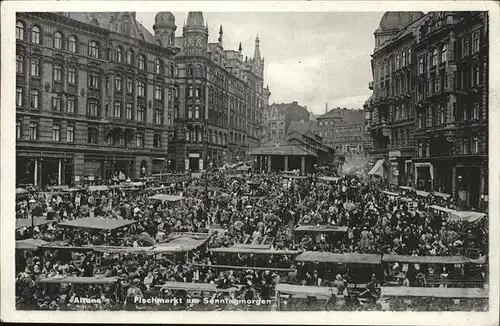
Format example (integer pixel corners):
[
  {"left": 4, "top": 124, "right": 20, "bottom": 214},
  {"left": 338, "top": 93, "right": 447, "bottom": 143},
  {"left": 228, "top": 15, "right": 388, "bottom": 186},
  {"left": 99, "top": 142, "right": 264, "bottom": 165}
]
[
  {"left": 325, "top": 103, "right": 328, "bottom": 113},
  {"left": 293, "top": 101, "right": 298, "bottom": 105}
]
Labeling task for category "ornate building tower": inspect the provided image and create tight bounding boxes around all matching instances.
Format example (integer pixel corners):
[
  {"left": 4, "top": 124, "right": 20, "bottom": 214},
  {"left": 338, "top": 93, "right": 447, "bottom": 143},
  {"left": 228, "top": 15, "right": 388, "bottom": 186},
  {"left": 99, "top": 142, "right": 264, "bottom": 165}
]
[
  {"left": 153, "top": 12, "right": 176, "bottom": 46},
  {"left": 182, "top": 11, "right": 208, "bottom": 56}
]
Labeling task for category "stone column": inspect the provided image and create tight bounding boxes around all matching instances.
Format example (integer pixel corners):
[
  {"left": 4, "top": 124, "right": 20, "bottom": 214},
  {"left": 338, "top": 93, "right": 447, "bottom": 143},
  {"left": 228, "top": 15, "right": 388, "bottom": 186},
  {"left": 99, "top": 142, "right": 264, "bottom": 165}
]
[
  {"left": 34, "top": 158, "right": 38, "bottom": 186},
  {"left": 58, "top": 159, "right": 62, "bottom": 185},
  {"left": 267, "top": 155, "right": 272, "bottom": 173},
  {"left": 301, "top": 156, "right": 306, "bottom": 174},
  {"left": 284, "top": 156, "right": 289, "bottom": 171}
]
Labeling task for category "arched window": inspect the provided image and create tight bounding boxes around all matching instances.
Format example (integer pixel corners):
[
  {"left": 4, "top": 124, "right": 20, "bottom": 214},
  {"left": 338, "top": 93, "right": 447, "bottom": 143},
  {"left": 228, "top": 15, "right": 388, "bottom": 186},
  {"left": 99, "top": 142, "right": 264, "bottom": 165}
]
[
  {"left": 68, "top": 36, "right": 77, "bottom": 53},
  {"left": 31, "top": 26, "right": 40, "bottom": 44},
  {"left": 441, "top": 44, "right": 448, "bottom": 63},
  {"left": 16, "top": 21, "right": 24, "bottom": 40},
  {"left": 54, "top": 32, "right": 63, "bottom": 49},
  {"left": 116, "top": 47, "right": 123, "bottom": 62},
  {"left": 89, "top": 40, "right": 99, "bottom": 58},
  {"left": 138, "top": 55, "right": 146, "bottom": 70},
  {"left": 432, "top": 48, "right": 438, "bottom": 66},
  {"left": 155, "top": 59, "right": 162, "bottom": 74},
  {"left": 126, "top": 49, "right": 133, "bottom": 65}
]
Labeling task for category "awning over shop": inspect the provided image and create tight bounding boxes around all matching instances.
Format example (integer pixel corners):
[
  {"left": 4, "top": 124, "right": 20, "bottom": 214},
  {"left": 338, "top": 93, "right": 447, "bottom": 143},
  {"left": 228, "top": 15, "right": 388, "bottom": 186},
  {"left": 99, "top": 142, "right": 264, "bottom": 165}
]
[
  {"left": 380, "top": 287, "right": 488, "bottom": 299},
  {"left": 296, "top": 251, "right": 381, "bottom": 264},
  {"left": 449, "top": 211, "right": 486, "bottom": 223},
  {"left": 368, "top": 159, "right": 384, "bottom": 177},
  {"left": 58, "top": 218, "right": 136, "bottom": 230},
  {"left": 148, "top": 194, "right": 184, "bottom": 202}
]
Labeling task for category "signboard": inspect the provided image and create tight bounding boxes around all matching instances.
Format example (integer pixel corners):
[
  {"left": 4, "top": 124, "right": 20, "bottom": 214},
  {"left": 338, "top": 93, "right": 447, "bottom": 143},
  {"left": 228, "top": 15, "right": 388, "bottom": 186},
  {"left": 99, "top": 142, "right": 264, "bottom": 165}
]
[{"left": 189, "top": 153, "right": 200, "bottom": 158}]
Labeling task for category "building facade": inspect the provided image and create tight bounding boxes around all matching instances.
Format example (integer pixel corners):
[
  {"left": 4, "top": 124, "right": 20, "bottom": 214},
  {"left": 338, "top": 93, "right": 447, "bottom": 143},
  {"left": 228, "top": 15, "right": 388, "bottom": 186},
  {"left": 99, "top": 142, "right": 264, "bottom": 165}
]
[
  {"left": 16, "top": 12, "right": 178, "bottom": 187},
  {"left": 366, "top": 11, "right": 488, "bottom": 209},
  {"left": 263, "top": 102, "right": 286, "bottom": 141},
  {"left": 171, "top": 12, "right": 265, "bottom": 171},
  {"left": 15, "top": 11, "right": 266, "bottom": 186},
  {"left": 316, "top": 107, "right": 366, "bottom": 158}
]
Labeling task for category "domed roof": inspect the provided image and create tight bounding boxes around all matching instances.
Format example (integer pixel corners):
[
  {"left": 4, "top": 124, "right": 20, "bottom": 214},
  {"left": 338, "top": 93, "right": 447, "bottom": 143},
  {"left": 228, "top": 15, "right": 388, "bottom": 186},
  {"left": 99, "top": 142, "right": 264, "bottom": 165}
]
[
  {"left": 186, "top": 12, "right": 204, "bottom": 27},
  {"left": 155, "top": 12, "right": 175, "bottom": 27},
  {"left": 377, "top": 11, "right": 424, "bottom": 31}
]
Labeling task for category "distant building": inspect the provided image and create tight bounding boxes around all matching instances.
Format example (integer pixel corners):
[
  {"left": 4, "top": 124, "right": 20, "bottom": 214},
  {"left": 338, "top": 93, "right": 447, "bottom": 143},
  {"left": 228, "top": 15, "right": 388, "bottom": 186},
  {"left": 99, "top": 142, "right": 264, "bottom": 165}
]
[
  {"left": 263, "top": 100, "right": 311, "bottom": 142},
  {"left": 316, "top": 107, "right": 366, "bottom": 157}
]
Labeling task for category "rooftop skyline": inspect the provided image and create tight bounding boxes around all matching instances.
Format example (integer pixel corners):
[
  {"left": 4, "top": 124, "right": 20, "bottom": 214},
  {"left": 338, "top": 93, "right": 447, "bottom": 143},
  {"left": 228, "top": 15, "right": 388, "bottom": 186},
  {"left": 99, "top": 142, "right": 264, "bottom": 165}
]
[{"left": 136, "top": 12, "right": 385, "bottom": 114}]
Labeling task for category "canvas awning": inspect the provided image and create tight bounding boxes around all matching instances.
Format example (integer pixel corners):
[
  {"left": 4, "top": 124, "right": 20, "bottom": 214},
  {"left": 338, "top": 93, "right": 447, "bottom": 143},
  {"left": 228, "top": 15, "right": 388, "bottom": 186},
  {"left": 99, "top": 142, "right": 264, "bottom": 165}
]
[
  {"left": 368, "top": 159, "right": 384, "bottom": 177},
  {"left": 380, "top": 287, "right": 488, "bottom": 299},
  {"left": 429, "top": 205, "right": 456, "bottom": 214},
  {"left": 37, "top": 276, "right": 118, "bottom": 284},
  {"left": 415, "top": 190, "right": 430, "bottom": 197},
  {"left": 318, "top": 176, "right": 341, "bottom": 182},
  {"left": 16, "top": 218, "right": 54, "bottom": 229},
  {"left": 296, "top": 251, "right": 381, "bottom": 265},
  {"left": 382, "top": 190, "right": 399, "bottom": 197},
  {"left": 399, "top": 186, "right": 414, "bottom": 191},
  {"left": 236, "top": 165, "right": 252, "bottom": 171},
  {"left": 294, "top": 225, "right": 348, "bottom": 233},
  {"left": 58, "top": 218, "right": 136, "bottom": 230},
  {"left": 148, "top": 194, "right": 184, "bottom": 202},
  {"left": 210, "top": 247, "right": 301, "bottom": 255},
  {"left": 191, "top": 263, "right": 294, "bottom": 273},
  {"left": 449, "top": 211, "right": 486, "bottom": 223},
  {"left": 276, "top": 284, "right": 335, "bottom": 298},
  {"left": 382, "top": 254, "right": 471, "bottom": 264},
  {"left": 433, "top": 192, "right": 451, "bottom": 199},
  {"left": 158, "top": 282, "right": 242, "bottom": 293},
  {"left": 16, "top": 238, "right": 48, "bottom": 250},
  {"left": 88, "top": 185, "right": 109, "bottom": 192}
]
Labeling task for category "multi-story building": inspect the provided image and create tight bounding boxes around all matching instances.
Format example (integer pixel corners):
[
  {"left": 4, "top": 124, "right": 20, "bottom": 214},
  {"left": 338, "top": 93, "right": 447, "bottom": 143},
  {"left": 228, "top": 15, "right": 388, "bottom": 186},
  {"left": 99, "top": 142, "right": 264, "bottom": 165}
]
[
  {"left": 15, "top": 11, "right": 266, "bottom": 186},
  {"left": 316, "top": 107, "right": 366, "bottom": 157},
  {"left": 263, "top": 102, "right": 286, "bottom": 141},
  {"left": 171, "top": 12, "right": 265, "bottom": 171},
  {"left": 16, "top": 12, "right": 178, "bottom": 186},
  {"left": 366, "top": 11, "right": 488, "bottom": 209}
]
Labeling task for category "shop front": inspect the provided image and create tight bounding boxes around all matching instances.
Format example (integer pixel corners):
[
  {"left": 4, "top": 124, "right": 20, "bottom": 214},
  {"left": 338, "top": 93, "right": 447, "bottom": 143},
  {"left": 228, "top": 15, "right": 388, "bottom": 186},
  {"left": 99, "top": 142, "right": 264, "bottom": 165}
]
[{"left": 414, "top": 162, "right": 433, "bottom": 191}]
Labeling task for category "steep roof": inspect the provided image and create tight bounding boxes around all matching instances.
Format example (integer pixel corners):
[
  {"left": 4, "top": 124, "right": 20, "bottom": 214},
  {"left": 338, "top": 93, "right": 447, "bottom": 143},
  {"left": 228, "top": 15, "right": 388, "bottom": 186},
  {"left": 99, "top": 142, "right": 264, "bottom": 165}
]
[
  {"left": 376, "top": 12, "right": 424, "bottom": 32},
  {"left": 65, "top": 12, "right": 156, "bottom": 44},
  {"left": 249, "top": 139, "right": 316, "bottom": 157},
  {"left": 288, "top": 121, "right": 318, "bottom": 135},
  {"left": 317, "top": 108, "right": 364, "bottom": 125}
]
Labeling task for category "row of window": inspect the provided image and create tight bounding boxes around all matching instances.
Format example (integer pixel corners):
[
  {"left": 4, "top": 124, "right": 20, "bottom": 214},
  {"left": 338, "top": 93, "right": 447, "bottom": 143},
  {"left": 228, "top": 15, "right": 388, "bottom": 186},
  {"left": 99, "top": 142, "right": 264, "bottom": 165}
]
[
  {"left": 416, "top": 136, "right": 480, "bottom": 158},
  {"left": 17, "top": 121, "right": 74, "bottom": 142}
]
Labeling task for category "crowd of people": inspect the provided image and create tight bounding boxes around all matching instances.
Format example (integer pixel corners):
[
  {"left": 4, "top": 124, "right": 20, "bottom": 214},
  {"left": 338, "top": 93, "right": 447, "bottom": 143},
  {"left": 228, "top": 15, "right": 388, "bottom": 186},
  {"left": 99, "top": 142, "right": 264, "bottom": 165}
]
[{"left": 14, "top": 168, "right": 488, "bottom": 311}]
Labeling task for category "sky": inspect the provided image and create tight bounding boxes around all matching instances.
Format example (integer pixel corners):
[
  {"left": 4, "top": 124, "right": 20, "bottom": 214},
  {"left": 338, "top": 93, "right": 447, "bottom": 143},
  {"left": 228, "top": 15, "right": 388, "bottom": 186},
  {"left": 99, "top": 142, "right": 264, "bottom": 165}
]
[{"left": 136, "top": 12, "right": 384, "bottom": 115}]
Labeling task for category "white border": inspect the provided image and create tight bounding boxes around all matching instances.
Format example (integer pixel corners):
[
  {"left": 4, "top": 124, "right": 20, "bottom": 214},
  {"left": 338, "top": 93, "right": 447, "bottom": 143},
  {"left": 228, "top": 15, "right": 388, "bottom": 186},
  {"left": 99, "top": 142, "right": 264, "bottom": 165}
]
[{"left": 1, "top": 1, "right": 499, "bottom": 324}]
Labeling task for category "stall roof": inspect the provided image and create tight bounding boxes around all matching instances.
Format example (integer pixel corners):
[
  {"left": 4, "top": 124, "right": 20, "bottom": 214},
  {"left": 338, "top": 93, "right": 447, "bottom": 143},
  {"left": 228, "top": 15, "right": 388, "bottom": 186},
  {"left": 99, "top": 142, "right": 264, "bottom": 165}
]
[
  {"left": 37, "top": 276, "right": 118, "bottom": 284},
  {"left": 148, "top": 194, "right": 184, "bottom": 202},
  {"left": 415, "top": 190, "right": 430, "bottom": 197},
  {"left": 275, "top": 284, "right": 334, "bottom": 297},
  {"left": 382, "top": 254, "right": 471, "bottom": 264},
  {"left": 294, "top": 225, "right": 348, "bottom": 233},
  {"left": 382, "top": 190, "right": 399, "bottom": 197},
  {"left": 191, "top": 263, "right": 294, "bottom": 273},
  {"left": 16, "top": 218, "right": 54, "bottom": 229},
  {"left": 188, "top": 185, "right": 221, "bottom": 192},
  {"left": 318, "top": 176, "right": 341, "bottom": 182},
  {"left": 232, "top": 244, "right": 272, "bottom": 250},
  {"left": 449, "top": 211, "right": 486, "bottom": 223},
  {"left": 399, "top": 186, "right": 414, "bottom": 191},
  {"left": 380, "top": 287, "right": 488, "bottom": 299},
  {"left": 58, "top": 218, "right": 136, "bottom": 230},
  {"left": 210, "top": 247, "right": 301, "bottom": 255},
  {"left": 428, "top": 205, "right": 456, "bottom": 214},
  {"left": 16, "top": 238, "right": 48, "bottom": 250},
  {"left": 433, "top": 192, "right": 451, "bottom": 199},
  {"left": 88, "top": 185, "right": 109, "bottom": 192},
  {"left": 296, "top": 251, "right": 381, "bottom": 264},
  {"left": 158, "top": 282, "right": 242, "bottom": 293}
]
